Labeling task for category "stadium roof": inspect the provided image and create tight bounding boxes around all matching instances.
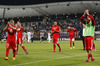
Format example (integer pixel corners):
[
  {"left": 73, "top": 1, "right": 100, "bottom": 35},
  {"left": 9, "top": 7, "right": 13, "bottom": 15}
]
[
  {"left": 0, "top": 0, "right": 98, "bottom": 5},
  {"left": 0, "top": 1, "right": 100, "bottom": 18}
]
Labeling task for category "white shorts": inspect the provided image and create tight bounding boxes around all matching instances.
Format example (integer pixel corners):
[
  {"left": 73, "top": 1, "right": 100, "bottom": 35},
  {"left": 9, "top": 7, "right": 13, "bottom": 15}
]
[{"left": 72, "top": 38, "right": 74, "bottom": 41}]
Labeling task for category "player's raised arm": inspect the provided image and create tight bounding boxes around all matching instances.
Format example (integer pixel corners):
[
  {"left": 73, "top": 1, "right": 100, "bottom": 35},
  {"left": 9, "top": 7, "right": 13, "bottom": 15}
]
[
  {"left": 8, "top": 20, "right": 16, "bottom": 30},
  {"left": 67, "top": 29, "right": 70, "bottom": 32},
  {"left": 80, "top": 10, "right": 88, "bottom": 24},
  {"left": 3, "top": 21, "right": 10, "bottom": 31},
  {"left": 9, "top": 24, "right": 16, "bottom": 30},
  {"left": 73, "top": 28, "right": 77, "bottom": 31},
  {"left": 3, "top": 24, "right": 8, "bottom": 31},
  {"left": 86, "top": 9, "right": 95, "bottom": 27}
]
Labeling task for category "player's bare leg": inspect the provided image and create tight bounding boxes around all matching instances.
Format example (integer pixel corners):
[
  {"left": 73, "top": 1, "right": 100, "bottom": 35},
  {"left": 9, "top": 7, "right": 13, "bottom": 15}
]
[
  {"left": 20, "top": 44, "right": 28, "bottom": 54},
  {"left": 5, "top": 49, "right": 9, "bottom": 60}
]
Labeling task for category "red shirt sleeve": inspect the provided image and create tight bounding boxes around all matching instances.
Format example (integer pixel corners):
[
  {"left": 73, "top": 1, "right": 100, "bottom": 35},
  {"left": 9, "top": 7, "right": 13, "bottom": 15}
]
[
  {"left": 74, "top": 28, "right": 77, "bottom": 31},
  {"left": 88, "top": 14, "right": 95, "bottom": 27},
  {"left": 58, "top": 26, "right": 61, "bottom": 31},
  {"left": 80, "top": 15, "right": 95, "bottom": 27},
  {"left": 80, "top": 16, "right": 88, "bottom": 24},
  {"left": 67, "top": 29, "right": 70, "bottom": 32}
]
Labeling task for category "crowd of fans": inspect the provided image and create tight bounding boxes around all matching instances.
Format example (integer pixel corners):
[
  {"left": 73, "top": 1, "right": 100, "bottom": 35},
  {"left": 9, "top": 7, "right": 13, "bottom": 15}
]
[
  {"left": 21, "top": 16, "right": 100, "bottom": 38},
  {"left": 0, "top": 14, "right": 100, "bottom": 40}
]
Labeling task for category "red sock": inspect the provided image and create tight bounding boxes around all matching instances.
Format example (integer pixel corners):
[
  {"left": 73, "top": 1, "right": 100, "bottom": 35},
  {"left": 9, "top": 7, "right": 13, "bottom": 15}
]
[
  {"left": 57, "top": 43, "right": 61, "bottom": 49},
  {"left": 70, "top": 41, "right": 72, "bottom": 47},
  {"left": 16, "top": 45, "right": 18, "bottom": 53},
  {"left": 90, "top": 54, "right": 94, "bottom": 59},
  {"left": 87, "top": 54, "right": 91, "bottom": 60},
  {"left": 73, "top": 42, "right": 75, "bottom": 46},
  {"left": 53, "top": 44, "right": 56, "bottom": 51},
  {"left": 6, "top": 49, "right": 9, "bottom": 57},
  {"left": 13, "top": 49, "right": 16, "bottom": 57},
  {"left": 22, "top": 46, "right": 27, "bottom": 52},
  {"left": 93, "top": 43, "right": 95, "bottom": 49}
]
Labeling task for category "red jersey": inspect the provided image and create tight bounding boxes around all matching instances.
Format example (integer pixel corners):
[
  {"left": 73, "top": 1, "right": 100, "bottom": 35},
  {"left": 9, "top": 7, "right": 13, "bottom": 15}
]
[
  {"left": 51, "top": 26, "right": 61, "bottom": 38},
  {"left": 67, "top": 28, "right": 77, "bottom": 37},
  {"left": 7, "top": 26, "right": 16, "bottom": 39},
  {"left": 17, "top": 26, "right": 23, "bottom": 38},
  {"left": 6, "top": 26, "right": 17, "bottom": 49}
]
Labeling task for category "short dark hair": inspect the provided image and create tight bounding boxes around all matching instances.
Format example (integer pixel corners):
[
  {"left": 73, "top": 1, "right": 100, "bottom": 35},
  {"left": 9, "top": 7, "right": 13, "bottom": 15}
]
[
  {"left": 10, "top": 19, "right": 14, "bottom": 22},
  {"left": 17, "top": 21, "right": 21, "bottom": 23},
  {"left": 53, "top": 20, "right": 57, "bottom": 22}
]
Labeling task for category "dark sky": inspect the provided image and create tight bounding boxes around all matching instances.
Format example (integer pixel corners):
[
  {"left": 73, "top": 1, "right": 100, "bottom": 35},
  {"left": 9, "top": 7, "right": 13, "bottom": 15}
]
[{"left": 0, "top": 0, "right": 98, "bottom": 5}]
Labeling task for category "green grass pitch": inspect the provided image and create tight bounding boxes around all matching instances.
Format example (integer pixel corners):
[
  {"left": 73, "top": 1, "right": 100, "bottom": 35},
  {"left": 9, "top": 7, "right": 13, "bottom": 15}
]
[{"left": 0, "top": 40, "right": 100, "bottom": 66}]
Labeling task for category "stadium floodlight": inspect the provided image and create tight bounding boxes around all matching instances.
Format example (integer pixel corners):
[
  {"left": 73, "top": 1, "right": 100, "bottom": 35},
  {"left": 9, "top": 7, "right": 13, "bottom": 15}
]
[
  {"left": 66, "top": 16, "right": 68, "bottom": 18},
  {"left": 67, "top": 4, "right": 69, "bottom": 6},
  {"left": 68, "top": 13, "right": 70, "bottom": 15},
  {"left": 95, "top": 3, "right": 98, "bottom": 5},
  {"left": 47, "top": 15, "right": 49, "bottom": 16},
  {"left": 94, "top": 12, "right": 96, "bottom": 14},
  {"left": 22, "top": 8, "right": 25, "bottom": 10},
  {"left": 75, "top": 15, "right": 77, "bottom": 17},
  {"left": 7, "top": 8, "right": 10, "bottom": 10},
  {"left": 46, "top": 5, "right": 48, "bottom": 8}
]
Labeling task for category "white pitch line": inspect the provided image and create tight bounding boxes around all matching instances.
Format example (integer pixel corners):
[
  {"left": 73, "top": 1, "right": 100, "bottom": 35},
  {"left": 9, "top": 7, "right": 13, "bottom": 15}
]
[{"left": 12, "top": 53, "right": 86, "bottom": 66}]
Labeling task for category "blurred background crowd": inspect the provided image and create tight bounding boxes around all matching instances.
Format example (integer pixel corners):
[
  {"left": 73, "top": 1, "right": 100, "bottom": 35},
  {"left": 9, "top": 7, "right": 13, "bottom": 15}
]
[{"left": 0, "top": 13, "right": 100, "bottom": 41}]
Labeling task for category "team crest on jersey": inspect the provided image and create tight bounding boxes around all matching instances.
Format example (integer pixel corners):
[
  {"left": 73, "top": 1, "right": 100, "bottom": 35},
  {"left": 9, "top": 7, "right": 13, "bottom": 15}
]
[
  {"left": 54, "top": 27, "right": 57, "bottom": 30},
  {"left": 10, "top": 29, "right": 13, "bottom": 32}
]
